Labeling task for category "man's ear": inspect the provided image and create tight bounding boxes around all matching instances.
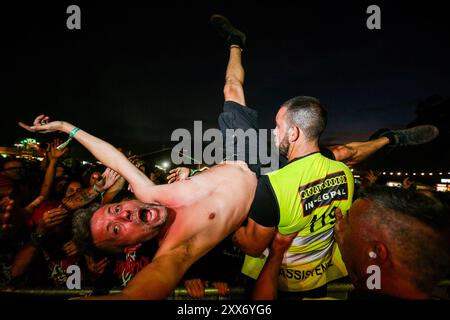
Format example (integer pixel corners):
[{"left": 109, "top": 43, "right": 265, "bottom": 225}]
[
  {"left": 367, "top": 242, "right": 388, "bottom": 264},
  {"left": 124, "top": 243, "right": 142, "bottom": 254},
  {"left": 288, "top": 126, "right": 300, "bottom": 143},
  {"left": 375, "top": 242, "right": 388, "bottom": 263}
]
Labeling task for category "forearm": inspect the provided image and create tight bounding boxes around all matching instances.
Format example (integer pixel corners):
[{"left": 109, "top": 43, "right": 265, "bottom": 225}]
[
  {"left": 252, "top": 250, "right": 284, "bottom": 300},
  {"left": 84, "top": 265, "right": 185, "bottom": 300},
  {"left": 101, "top": 178, "right": 126, "bottom": 204},
  {"left": 11, "top": 244, "right": 39, "bottom": 279},
  {"left": 62, "top": 185, "right": 100, "bottom": 211},
  {"left": 58, "top": 122, "right": 153, "bottom": 190},
  {"left": 39, "top": 159, "right": 57, "bottom": 199},
  {"left": 123, "top": 249, "right": 193, "bottom": 300}
]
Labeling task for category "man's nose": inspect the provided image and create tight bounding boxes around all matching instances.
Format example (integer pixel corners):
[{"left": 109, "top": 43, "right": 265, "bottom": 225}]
[{"left": 119, "top": 209, "right": 132, "bottom": 221}]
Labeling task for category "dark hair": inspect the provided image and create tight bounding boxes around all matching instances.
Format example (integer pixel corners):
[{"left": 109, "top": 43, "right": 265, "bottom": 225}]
[
  {"left": 282, "top": 96, "right": 327, "bottom": 141},
  {"left": 72, "top": 203, "right": 102, "bottom": 255},
  {"left": 358, "top": 185, "right": 450, "bottom": 293},
  {"left": 359, "top": 185, "right": 450, "bottom": 231}
]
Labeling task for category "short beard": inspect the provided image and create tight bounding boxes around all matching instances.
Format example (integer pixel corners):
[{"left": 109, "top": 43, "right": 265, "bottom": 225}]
[{"left": 278, "top": 134, "right": 290, "bottom": 158}]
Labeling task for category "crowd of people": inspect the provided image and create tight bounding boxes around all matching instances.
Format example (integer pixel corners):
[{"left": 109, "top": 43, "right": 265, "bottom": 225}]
[{"left": 1, "top": 15, "right": 449, "bottom": 300}]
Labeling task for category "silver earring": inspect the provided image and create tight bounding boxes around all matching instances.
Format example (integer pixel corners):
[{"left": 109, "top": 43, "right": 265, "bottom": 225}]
[{"left": 369, "top": 251, "right": 377, "bottom": 259}]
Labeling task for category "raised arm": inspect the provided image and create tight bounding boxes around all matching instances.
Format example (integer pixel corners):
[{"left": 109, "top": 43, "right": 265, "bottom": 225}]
[
  {"left": 62, "top": 168, "right": 120, "bottom": 210},
  {"left": 39, "top": 139, "right": 69, "bottom": 199},
  {"left": 19, "top": 115, "right": 155, "bottom": 202}
]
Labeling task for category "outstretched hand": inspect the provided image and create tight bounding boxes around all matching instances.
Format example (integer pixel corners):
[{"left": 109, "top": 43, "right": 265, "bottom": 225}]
[
  {"left": 48, "top": 138, "right": 70, "bottom": 161},
  {"left": 366, "top": 169, "right": 380, "bottom": 184},
  {"left": 18, "top": 114, "right": 63, "bottom": 134},
  {"left": 95, "top": 168, "right": 121, "bottom": 193},
  {"left": 167, "top": 167, "right": 190, "bottom": 184}
]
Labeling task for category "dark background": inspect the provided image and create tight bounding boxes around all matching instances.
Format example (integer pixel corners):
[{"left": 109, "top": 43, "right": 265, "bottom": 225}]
[{"left": 1, "top": 1, "right": 449, "bottom": 170}]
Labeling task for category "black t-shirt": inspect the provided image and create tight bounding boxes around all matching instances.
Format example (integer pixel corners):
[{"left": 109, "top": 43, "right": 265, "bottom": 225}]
[
  {"left": 91, "top": 240, "right": 158, "bottom": 292},
  {"left": 248, "top": 175, "right": 280, "bottom": 228},
  {"left": 249, "top": 147, "right": 335, "bottom": 228}
]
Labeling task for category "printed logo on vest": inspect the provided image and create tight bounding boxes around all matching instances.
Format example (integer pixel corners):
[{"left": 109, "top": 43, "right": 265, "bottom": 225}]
[{"left": 299, "top": 171, "right": 348, "bottom": 217}]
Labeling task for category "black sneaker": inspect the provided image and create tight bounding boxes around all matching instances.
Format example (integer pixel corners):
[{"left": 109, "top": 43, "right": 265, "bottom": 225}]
[
  {"left": 210, "top": 14, "right": 246, "bottom": 49},
  {"left": 379, "top": 125, "right": 439, "bottom": 147}
]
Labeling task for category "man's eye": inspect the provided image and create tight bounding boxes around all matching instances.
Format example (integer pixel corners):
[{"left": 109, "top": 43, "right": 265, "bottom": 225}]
[
  {"left": 113, "top": 226, "right": 120, "bottom": 235},
  {"left": 114, "top": 206, "right": 120, "bottom": 213}
]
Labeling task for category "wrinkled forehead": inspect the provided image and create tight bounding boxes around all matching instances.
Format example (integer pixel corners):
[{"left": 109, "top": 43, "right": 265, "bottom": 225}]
[{"left": 90, "top": 200, "right": 155, "bottom": 239}]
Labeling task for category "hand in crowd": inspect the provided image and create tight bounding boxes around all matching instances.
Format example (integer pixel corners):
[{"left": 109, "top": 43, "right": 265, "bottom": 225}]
[
  {"left": 128, "top": 156, "right": 146, "bottom": 173},
  {"left": 42, "top": 206, "right": 68, "bottom": 229},
  {"left": 47, "top": 138, "right": 70, "bottom": 161},
  {"left": 167, "top": 167, "right": 190, "bottom": 184},
  {"left": 365, "top": 169, "right": 380, "bottom": 185},
  {"left": 184, "top": 278, "right": 230, "bottom": 298},
  {"left": 403, "top": 177, "right": 414, "bottom": 189},
  {"left": 184, "top": 279, "right": 208, "bottom": 299},
  {"left": 270, "top": 231, "right": 297, "bottom": 255},
  {"left": 63, "top": 240, "right": 79, "bottom": 257},
  {"left": 94, "top": 168, "right": 121, "bottom": 193},
  {"left": 211, "top": 281, "right": 229, "bottom": 296},
  {"left": 85, "top": 255, "right": 109, "bottom": 278}
]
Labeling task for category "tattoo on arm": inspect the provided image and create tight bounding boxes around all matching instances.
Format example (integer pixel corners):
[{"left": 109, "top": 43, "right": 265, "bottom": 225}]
[{"left": 62, "top": 186, "right": 99, "bottom": 211}]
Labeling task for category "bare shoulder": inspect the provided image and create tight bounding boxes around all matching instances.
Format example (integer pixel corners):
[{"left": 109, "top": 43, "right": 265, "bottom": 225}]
[
  {"left": 139, "top": 161, "right": 256, "bottom": 208},
  {"left": 221, "top": 160, "right": 254, "bottom": 172}
]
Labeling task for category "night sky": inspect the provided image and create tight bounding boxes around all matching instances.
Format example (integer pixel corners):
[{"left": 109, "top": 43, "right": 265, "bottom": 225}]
[{"left": 2, "top": 1, "right": 449, "bottom": 163}]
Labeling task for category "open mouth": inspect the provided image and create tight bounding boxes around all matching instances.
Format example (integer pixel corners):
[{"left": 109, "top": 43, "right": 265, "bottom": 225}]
[{"left": 139, "top": 208, "right": 157, "bottom": 223}]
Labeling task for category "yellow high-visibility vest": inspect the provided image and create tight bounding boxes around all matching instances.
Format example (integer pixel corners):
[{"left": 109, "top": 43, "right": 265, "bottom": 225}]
[{"left": 242, "top": 152, "right": 354, "bottom": 292}]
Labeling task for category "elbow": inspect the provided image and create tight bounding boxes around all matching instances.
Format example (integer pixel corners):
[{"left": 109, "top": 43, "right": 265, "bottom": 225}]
[{"left": 245, "top": 247, "right": 267, "bottom": 258}]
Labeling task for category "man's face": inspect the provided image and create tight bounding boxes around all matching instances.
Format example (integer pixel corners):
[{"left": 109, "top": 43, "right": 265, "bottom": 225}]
[
  {"left": 56, "top": 166, "right": 65, "bottom": 178},
  {"left": 89, "top": 171, "right": 102, "bottom": 186},
  {"left": 2, "top": 161, "right": 25, "bottom": 181},
  {"left": 65, "top": 181, "right": 82, "bottom": 198},
  {"left": 90, "top": 200, "right": 169, "bottom": 252},
  {"left": 273, "top": 107, "right": 291, "bottom": 157},
  {"left": 334, "top": 199, "right": 372, "bottom": 286}
]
